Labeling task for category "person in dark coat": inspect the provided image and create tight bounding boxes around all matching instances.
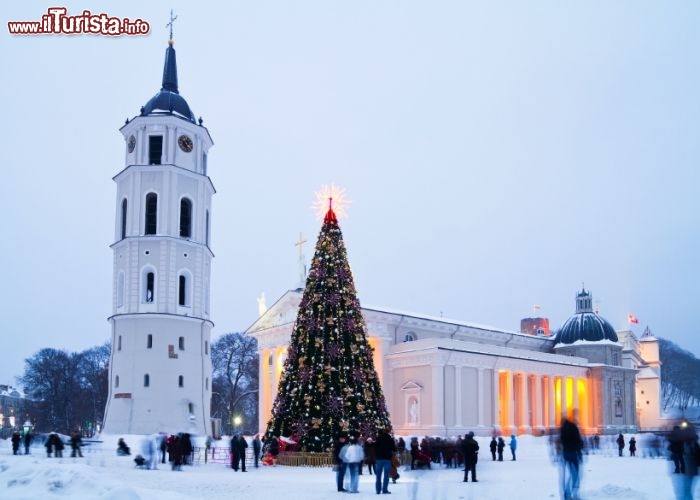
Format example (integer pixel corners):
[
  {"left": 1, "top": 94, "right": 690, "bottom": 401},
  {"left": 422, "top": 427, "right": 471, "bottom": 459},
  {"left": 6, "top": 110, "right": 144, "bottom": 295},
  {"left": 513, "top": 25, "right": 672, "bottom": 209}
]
[
  {"left": 333, "top": 434, "right": 348, "bottom": 492},
  {"left": 497, "top": 437, "right": 505, "bottom": 461},
  {"left": 11, "top": 431, "right": 21, "bottom": 455},
  {"left": 616, "top": 433, "right": 625, "bottom": 457},
  {"left": 235, "top": 434, "right": 248, "bottom": 471},
  {"left": 159, "top": 434, "right": 167, "bottom": 464},
  {"left": 169, "top": 434, "right": 183, "bottom": 471},
  {"left": 23, "top": 432, "right": 32, "bottom": 455},
  {"left": 559, "top": 411, "right": 584, "bottom": 500},
  {"left": 374, "top": 428, "right": 397, "bottom": 495},
  {"left": 117, "top": 437, "right": 130, "bottom": 456},
  {"left": 489, "top": 437, "right": 497, "bottom": 461},
  {"left": 363, "top": 437, "right": 376, "bottom": 475},
  {"left": 230, "top": 434, "right": 241, "bottom": 471},
  {"left": 628, "top": 437, "right": 636, "bottom": 457},
  {"left": 668, "top": 425, "right": 686, "bottom": 474},
  {"left": 70, "top": 431, "right": 83, "bottom": 458},
  {"left": 53, "top": 433, "right": 64, "bottom": 457},
  {"left": 461, "top": 432, "right": 479, "bottom": 482},
  {"left": 252, "top": 434, "right": 262, "bottom": 468}
]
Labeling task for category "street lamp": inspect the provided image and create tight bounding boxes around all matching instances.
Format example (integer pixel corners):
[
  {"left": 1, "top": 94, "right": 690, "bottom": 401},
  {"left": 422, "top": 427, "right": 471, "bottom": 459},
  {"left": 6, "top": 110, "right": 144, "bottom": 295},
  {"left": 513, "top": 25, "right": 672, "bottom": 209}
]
[{"left": 233, "top": 415, "right": 242, "bottom": 434}]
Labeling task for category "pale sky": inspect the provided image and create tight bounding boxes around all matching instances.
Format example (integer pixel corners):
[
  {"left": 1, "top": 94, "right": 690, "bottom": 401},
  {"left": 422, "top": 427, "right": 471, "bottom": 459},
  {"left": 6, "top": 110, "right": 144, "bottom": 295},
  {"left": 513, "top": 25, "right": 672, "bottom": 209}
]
[{"left": 2, "top": 1, "right": 699, "bottom": 384}]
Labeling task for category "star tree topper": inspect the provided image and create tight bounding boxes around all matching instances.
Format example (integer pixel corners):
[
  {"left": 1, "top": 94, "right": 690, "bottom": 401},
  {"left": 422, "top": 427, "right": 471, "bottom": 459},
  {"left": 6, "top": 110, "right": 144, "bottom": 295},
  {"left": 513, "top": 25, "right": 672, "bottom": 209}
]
[{"left": 311, "top": 183, "right": 351, "bottom": 221}]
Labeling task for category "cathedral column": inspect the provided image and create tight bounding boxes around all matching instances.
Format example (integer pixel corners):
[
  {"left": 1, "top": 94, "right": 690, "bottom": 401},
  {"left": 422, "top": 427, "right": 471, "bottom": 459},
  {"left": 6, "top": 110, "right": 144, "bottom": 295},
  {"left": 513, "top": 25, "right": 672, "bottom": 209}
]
[
  {"left": 455, "top": 365, "right": 463, "bottom": 427},
  {"left": 520, "top": 372, "right": 531, "bottom": 434},
  {"left": 431, "top": 364, "right": 445, "bottom": 429},
  {"left": 560, "top": 376, "right": 568, "bottom": 422},
  {"left": 477, "top": 368, "right": 485, "bottom": 427},
  {"left": 507, "top": 372, "right": 515, "bottom": 435},
  {"left": 492, "top": 370, "right": 501, "bottom": 433},
  {"left": 549, "top": 375, "right": 556, "bottom": 428},
  {"left": 532, "top": 374, "right": 542, "bottom": 431}
]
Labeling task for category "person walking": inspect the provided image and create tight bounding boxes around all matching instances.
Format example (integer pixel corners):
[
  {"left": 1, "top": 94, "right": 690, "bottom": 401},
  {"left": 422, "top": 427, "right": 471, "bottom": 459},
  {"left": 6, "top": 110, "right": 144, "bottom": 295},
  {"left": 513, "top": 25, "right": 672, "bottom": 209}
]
[
  {"left": 364, "top": 437, "right": 376, "bottom": 475},
  {"left": 509, "top": 434, "right": 518, "bottom": 461},
  {"left": 497, "top": 437, "right": 505, "bottom": 461},
  {"left": 11, "top": 431, "right": 21, "bottom": 455},
  {"left": 668, "top": 426, "right": 686, "bottom": 474},
  {"left": 23, "top": 431, "right": 32, "bottom": 455},
  {"left": 461, "top": 431, "right": 479, "bottom": 482},
  {"left": 333, "top": 434, "right": 348, "bottom": 492},
  {"left": 70, "top": 431, "right": 83, "bottom": 458},
  {"left": 559, "top": 411, "right": 584, "bottom": 500},
  {"left": 375, "top": 428, "right": 397, "bottom": 495},
  {"left": 252, "top": 434, "right": 262, "bottom": 468},
  {"left": 341, "top": 435, "right": 365, "bottom": 493},
  {"left": 489, "top": 437, "right": 497, "bottom": 461},
  {"left": 616, "top": 433, "right": 625, "bottom": 457},
  {"left": 629, "top": 437, "right": 636, "bottom": 457}
]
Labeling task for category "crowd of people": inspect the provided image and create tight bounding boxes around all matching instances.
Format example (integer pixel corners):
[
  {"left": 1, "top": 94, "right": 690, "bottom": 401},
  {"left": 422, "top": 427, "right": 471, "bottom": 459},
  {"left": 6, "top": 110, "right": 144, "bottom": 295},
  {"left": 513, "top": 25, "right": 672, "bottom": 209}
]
[{"left": 6, "top": 419, "right": 699, "bottom": 498}]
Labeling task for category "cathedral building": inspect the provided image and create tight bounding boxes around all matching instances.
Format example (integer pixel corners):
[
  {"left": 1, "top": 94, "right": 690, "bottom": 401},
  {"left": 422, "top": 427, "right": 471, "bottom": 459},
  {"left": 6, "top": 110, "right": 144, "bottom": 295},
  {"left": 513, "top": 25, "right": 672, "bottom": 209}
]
[
  {"left": 102, "top": 38, "right": 214, "bottom": 435},
  {"left": 249, "top": 288, "right": 662, "bottom": 436}
]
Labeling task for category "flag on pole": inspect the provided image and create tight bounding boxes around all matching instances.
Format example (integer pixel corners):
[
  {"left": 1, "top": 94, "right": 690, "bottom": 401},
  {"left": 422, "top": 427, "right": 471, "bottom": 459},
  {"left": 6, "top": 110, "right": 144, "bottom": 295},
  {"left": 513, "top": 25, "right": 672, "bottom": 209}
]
[
  {"left": 627, "top": 314, "right": 639, "bottom": 324},
  {"left": 533, "top": 304, "right": 541, "bottom": 314}
]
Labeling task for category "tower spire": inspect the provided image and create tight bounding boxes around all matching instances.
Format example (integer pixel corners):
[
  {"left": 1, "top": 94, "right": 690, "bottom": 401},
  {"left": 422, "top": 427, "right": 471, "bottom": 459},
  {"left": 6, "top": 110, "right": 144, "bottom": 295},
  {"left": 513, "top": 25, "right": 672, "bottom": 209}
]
[{"left": 162, "top": 11, "right": 179, "bottom": 93}]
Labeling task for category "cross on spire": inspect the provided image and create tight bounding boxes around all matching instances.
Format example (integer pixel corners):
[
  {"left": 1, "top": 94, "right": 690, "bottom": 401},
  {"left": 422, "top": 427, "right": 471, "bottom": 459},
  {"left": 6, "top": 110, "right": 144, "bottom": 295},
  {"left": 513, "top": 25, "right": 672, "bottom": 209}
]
[
  {"left": 166, "top": 9, "right": 178, "bottom": 41},
  {"left": 295, "top": 232, "right": 308, "bottom": 288}
]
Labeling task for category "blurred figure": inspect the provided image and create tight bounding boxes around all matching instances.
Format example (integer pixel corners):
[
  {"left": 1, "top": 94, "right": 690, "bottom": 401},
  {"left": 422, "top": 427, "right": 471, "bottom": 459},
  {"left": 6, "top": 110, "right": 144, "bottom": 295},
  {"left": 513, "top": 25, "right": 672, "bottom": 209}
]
[
  {"left": 23, "top": 431, "right": 32, "bottom": 455},
  {"left": 616, "top": 433, "right": 625, "bottom": 457},
  {"left": 252, "top": 434, "right": 262, "bottom": 468},
  {"left": 559, "top": 410, "right": 584, "bottom": 500},
  {"left": 461, "top": 431, "right": 479, "bottom": 482},
  {"left": 11, "top": 431, "right": 21, "bottom": 455},
  {"left": 509, "top": 434, "right": 518, "bottom": 461},
  {"left": 668, "top": 426, "right": 686, "bottom": 474},
  {"left": 117, "top": 437, "right": 130, "bottom": 456},
  {"left": 670, "top": 421, "right": 699, "bottom": 500},
  {"left": 628, "top": 437, "right": 636, "bottom": 457},
  {"left": 340, "top": 435, "right": 364, "bottom": 493},
  {"left": 497, "top": 436, "right": 505, "bottom": 461},
  {"left": 70, "top": 431, "right": 83, "bottom": 457},
  {"left": 490, "top": 437, "right": 497, "bottom": 461}
]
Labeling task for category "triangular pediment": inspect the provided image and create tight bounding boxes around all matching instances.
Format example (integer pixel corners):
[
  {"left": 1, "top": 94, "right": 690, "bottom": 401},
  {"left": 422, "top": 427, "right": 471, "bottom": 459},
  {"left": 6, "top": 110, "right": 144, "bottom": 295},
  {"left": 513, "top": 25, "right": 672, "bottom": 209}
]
[
  {"left": 246, "top": 289, "right": 303, "bottom": 333},
  {"left": 401, "top": 381, "right": 422, "bottom": 392}
]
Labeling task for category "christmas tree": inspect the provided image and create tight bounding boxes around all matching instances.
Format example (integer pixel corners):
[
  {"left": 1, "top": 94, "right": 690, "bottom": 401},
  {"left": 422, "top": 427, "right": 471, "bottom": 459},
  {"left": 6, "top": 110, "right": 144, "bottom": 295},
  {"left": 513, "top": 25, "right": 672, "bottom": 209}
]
[{"left": 263, "top": 200, "right": 392, "bottom": 453}]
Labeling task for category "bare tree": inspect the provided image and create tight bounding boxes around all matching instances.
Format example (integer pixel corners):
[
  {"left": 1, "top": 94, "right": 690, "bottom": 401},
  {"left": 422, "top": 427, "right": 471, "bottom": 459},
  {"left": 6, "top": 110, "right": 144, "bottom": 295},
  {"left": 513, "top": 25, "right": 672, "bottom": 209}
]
[{"left": 211, "top": 333, "right": 259, "bottom": 434}]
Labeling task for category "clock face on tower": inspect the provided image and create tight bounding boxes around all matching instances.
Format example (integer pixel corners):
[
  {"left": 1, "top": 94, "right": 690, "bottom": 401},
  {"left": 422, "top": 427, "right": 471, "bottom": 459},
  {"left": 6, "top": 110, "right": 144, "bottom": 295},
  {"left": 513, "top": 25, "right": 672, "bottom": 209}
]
[
  {"left": 127, "top": 135, "right": 136, "bottom": 153},
  {"left": 178, "top": 134, "right": 193, "bottom": 153}
]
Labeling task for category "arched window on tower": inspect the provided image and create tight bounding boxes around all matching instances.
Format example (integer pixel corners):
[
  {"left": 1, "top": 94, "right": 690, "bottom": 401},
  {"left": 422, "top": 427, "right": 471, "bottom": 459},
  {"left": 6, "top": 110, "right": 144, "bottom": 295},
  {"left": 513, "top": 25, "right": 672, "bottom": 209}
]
[
  {"left": 144, "top": 374, "right": 150, "bottom": 387},
  {"left": 178, "top": 274, "right": 189, "bottom": 306},
  {"left": 121, "top": 198, "right": 128, "bottom": 239},
  {"left": 115, "top": 375, "right": 119, "bottom": 388},
  {"left": 179, "top": 198, "right": 192, "bottom": 238},
  {"left": 147, "top": 334, "right": 153, "bottom": 349},
  {"left": 145, "top": 193, "right": 157, "bottom": 235},
  {"left": 404, "top": 332, "right": 417, "bottom": 342},
  {"left": 178, "top": 375, "right": 184, "bottom": 388},
  {"left": 145, "top": 271, "right": 155, "bottom": 303}
]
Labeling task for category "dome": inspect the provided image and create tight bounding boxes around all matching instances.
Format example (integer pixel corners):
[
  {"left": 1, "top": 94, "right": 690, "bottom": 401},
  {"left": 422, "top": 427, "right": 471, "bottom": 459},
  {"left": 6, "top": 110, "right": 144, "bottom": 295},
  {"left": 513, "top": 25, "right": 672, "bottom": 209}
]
[
  {"left": 140, "top": 41, "right": 195, "bottom": 123},
  {"left": 142, "top": 90, "right": 195, "bottom": 122},
  {"left": 554, "top": 288, "right": 618, "bottom": 344}
]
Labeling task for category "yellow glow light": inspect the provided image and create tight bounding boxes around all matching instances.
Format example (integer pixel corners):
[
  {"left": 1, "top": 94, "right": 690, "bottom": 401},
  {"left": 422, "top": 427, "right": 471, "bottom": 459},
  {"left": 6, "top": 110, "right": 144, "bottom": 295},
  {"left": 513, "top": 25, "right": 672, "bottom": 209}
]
[{"left": 312, "top": 183, "right": 351, "bottom": 220}]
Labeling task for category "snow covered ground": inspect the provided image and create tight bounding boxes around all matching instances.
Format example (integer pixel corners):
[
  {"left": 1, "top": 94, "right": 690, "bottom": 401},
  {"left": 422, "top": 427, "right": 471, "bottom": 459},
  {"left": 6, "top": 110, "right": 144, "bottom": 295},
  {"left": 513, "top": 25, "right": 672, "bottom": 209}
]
[{"left": 0, "top": 433, "right": 696, "bottom": 499}]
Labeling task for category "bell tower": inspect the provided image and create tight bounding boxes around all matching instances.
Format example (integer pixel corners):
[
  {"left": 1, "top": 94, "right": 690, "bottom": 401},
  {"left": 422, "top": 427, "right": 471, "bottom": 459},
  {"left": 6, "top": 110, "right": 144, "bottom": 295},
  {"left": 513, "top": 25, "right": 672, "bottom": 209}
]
[{"left": 102, "top": 33, "right": 214, "bottom": 436}]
